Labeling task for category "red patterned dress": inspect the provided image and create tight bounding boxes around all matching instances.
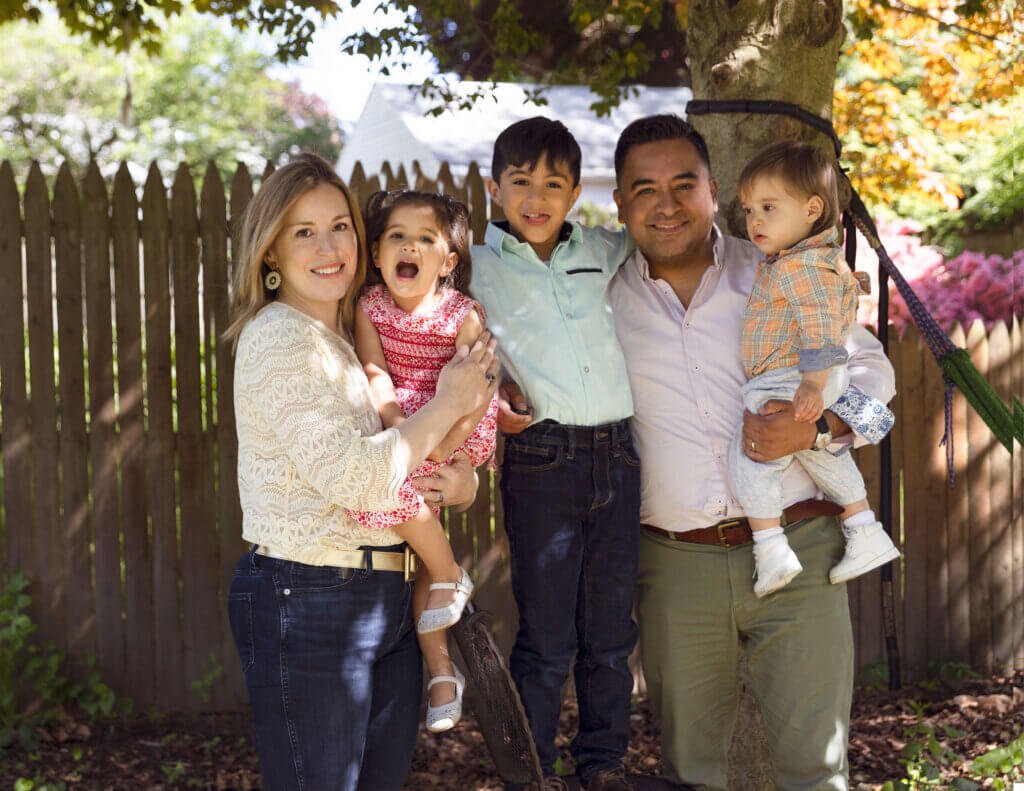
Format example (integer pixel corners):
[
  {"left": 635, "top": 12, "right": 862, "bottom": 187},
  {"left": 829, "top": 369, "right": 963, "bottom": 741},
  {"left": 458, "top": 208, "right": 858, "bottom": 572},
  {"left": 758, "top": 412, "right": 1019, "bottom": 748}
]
[{"left": 347, "top": 285, "right": 499, "bottom": 529}]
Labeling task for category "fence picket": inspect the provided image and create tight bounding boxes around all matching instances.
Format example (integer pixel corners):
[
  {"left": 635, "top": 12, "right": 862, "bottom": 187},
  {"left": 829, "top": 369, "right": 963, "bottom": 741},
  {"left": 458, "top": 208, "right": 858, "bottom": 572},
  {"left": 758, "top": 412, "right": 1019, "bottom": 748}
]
[
  {"left": 83, "top": 162, "right": 126, "bottom": 686},
  {"left": 1013, "top": 318, "right": 1024, "bottom": 669},
  {"left": 0, "top": 161, "right": 32, "bottom": 580},
  {"left": 141, "top": 163, "right": 184, "bottom": 708},
  {"left": 921, "top": 332, "right": 950, "bottom": 662},
  {"left": 988, "top": 321, "right": 1014, "bottom": 670},
  {"left": 381, "top": 161, "right": 397, "bottom": 191},
  {"left": 113, "top": 163, "right": 155, "bottom": 702},
  {"left": 966, "top": 320, "right": 994, "bottom": 674},
  {"left": 946, "top": 324, "right": 971, "bottom": 664},
  {"left": 465, "top": 162, "right": 489, "bottom": 241},
  {"left": 53, "top": 164, "right": 93, "bottom": 662},
  {"left": 201, "top": 163, "right": 246, "bottom": 707},
  {"left": 898, "top": 327, "right": 928, "bottom": 677},
  {"left": 348, "top": 161, "right": 367, "bottom": 212},
  {"left": 172, "top": 164, "right": 220, "bottom": 708},
  {"left": 24, "top": 163, "right": 64, "bottom": 648}
]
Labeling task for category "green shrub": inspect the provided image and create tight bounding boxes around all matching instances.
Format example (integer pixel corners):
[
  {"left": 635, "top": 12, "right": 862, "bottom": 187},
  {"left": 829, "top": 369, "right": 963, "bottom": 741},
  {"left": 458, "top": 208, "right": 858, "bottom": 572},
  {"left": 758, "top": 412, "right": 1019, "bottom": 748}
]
[{"left": 0, "top": 572, "right": 118, "bottom": 749}]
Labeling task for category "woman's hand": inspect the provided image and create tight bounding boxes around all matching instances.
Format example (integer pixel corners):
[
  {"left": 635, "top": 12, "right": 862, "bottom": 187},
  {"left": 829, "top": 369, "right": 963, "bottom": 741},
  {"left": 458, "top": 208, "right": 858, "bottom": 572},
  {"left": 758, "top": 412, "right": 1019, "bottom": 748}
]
[
  {"left": 435, "top": 330, "right": 500, "bottom": 417},
  {"left": 410, "top": 456, "right": 479, "bottom": 512}
]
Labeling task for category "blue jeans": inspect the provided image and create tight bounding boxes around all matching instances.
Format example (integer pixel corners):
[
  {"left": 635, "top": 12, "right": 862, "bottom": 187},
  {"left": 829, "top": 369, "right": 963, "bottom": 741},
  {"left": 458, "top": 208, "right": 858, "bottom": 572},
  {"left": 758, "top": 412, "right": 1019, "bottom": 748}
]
[
  {"left": 227, "top": 546, "right": 421, "bottom": 791},
  {"left": 500, "top": 420, "right": 641, "bottom": 780}
]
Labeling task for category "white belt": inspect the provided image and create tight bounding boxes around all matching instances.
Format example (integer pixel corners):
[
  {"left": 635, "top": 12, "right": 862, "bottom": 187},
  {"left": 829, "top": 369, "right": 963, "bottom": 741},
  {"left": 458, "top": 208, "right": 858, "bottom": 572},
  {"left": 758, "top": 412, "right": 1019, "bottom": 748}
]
[{"left": 256, "top": 544, "right": 418, "bottom": 581}]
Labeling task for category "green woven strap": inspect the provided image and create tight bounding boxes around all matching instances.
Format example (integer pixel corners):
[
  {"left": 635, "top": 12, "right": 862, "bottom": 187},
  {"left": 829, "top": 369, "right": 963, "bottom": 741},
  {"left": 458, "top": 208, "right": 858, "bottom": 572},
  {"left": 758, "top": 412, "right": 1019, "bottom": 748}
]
[{"left": 939, "top": 348, "right": 1024, "bottom": 452}]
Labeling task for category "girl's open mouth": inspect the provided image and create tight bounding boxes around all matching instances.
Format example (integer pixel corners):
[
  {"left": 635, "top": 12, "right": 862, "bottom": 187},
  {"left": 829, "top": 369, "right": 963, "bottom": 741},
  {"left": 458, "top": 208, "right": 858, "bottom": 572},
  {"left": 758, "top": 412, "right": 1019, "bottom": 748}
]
[{"left": 396, "top": 262, "right": 419, "bottom": 279}]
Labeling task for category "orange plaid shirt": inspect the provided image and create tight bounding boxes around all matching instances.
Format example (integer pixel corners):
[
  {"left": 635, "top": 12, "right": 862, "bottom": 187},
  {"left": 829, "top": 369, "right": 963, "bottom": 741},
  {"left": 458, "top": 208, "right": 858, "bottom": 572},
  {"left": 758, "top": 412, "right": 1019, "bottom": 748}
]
[{"left": 742, "top": 228, "right": 861, "bottom": 378}]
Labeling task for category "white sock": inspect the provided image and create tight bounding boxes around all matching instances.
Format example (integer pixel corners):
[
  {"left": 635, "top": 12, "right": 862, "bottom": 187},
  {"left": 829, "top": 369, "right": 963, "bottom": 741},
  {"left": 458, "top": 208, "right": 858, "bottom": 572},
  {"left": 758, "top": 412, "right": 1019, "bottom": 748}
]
[
  {"left": 752, "top": 526, "right": 784, "bottom": 544},
  {"left": 843, "top": 510, "right": 877, "bottom": 537}
]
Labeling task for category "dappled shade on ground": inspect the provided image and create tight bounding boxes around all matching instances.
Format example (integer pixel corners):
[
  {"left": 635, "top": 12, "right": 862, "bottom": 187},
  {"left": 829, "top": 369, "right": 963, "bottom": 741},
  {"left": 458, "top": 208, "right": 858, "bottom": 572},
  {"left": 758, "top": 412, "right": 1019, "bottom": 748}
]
[{"left": 0, "top": 672, "right": 1021, "bottom": 788}]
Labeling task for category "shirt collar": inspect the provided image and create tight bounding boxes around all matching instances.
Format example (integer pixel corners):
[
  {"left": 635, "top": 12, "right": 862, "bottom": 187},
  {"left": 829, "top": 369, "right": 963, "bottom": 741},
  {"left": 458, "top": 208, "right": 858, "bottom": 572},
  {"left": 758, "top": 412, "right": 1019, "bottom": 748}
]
[
  {"left": 485, "top": 220, "right": 580, "bottom": 263},
  {"left": 766, "top": 226, "right": 839, "bottom": 264}
]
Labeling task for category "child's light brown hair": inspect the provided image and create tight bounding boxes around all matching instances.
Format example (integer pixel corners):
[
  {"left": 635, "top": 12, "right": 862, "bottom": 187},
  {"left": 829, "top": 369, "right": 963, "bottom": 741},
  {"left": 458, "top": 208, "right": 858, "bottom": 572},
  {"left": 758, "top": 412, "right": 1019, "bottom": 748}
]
[{"left": 737, "top": 140, "right": 840, "bottom": 237}]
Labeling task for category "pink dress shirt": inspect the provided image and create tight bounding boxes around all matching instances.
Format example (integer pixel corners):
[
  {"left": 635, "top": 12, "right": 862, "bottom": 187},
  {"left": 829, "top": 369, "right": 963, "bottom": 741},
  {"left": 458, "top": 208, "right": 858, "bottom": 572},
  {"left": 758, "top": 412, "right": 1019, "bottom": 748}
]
[{"left": 609, "top": 226, "right": 896, "bottom": 534}]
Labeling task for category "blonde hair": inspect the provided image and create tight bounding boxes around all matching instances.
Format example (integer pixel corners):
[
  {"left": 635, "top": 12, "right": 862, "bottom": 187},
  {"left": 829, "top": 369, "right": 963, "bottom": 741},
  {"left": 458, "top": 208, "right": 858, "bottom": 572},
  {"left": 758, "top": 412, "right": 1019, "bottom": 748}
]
[
  {"left": 737, "top": 140, "right": 840, "bottom": 237},
  {"left": 225, "top": 153, "right": 367, "bottom": 346}
]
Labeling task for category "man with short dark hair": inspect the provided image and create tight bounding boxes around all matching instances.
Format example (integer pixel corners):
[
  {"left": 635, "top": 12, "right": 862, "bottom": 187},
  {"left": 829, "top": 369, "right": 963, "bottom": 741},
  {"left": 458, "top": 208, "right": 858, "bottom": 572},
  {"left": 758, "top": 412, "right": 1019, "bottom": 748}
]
[{"left": 608, "top": 114, "right": 896, "bottom": 790}]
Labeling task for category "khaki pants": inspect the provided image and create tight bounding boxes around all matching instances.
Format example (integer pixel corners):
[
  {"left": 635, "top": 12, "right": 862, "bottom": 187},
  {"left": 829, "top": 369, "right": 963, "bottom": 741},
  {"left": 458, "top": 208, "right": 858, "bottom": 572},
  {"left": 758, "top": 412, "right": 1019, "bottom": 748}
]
[{"left": 638, "top": 516, "right": 853, "bottom": 791}]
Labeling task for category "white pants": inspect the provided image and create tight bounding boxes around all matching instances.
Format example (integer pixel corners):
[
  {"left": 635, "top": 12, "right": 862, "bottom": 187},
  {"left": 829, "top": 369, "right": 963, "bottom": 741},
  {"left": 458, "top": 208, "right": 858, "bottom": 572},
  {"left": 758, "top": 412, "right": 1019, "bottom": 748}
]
[{"left": 730, "top": 366, "right": 867, "bottom": 519}]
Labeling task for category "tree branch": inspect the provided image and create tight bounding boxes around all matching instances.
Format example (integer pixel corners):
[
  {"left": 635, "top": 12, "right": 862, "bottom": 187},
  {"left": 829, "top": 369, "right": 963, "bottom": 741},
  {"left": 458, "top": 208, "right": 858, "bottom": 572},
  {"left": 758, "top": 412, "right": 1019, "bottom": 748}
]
[{"left": 882, "top": 0, "right": 1015, "bottom": 46}]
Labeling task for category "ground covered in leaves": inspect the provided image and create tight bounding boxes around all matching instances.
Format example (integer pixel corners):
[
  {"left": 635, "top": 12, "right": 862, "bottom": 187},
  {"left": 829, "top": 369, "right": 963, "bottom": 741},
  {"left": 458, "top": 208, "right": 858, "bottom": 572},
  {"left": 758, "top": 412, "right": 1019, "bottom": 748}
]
[{"left": 1, "top": 672, "right": 1021, "bottom": 789}]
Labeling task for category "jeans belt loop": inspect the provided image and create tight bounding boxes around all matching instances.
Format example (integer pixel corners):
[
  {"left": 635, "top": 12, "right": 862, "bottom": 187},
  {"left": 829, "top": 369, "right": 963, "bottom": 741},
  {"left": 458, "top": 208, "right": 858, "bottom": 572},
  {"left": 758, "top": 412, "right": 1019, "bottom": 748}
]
[
  {"left": 363, "top": 547, "right": 374, "bottom": 573},
  {"left": 403, "top": 545, "right": 414, "bottom": 583}
]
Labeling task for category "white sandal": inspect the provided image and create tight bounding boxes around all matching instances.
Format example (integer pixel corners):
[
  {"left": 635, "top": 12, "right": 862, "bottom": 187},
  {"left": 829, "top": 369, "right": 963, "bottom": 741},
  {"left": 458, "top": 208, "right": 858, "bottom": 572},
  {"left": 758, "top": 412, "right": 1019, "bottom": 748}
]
[
  {"left": 417, "top": 567, "right": 474, "bottom": 634},
  {"left": 426, "top": 666, "right": 466, "bottom": 733}
]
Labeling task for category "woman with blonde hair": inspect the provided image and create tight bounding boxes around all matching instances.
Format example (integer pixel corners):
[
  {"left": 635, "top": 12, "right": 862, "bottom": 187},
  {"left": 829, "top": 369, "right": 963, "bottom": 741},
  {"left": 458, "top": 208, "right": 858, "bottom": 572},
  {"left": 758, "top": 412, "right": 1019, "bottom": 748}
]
[{"left": 225, "top": 153, "right": 499, "bottom": 790}]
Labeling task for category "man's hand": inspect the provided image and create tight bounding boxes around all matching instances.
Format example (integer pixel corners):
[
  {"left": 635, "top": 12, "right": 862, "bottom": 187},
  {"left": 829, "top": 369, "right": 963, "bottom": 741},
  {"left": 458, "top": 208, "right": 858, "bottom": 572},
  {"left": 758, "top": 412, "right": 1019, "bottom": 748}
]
[
  {"left": 742, "top": 400, "right": 850, "bottom": 461},
  {"left": 497, "top": 379, "right": 532, "bottom": 435},
  {"left": 410, "top": 456, "right": 479, "bottom": 512}
]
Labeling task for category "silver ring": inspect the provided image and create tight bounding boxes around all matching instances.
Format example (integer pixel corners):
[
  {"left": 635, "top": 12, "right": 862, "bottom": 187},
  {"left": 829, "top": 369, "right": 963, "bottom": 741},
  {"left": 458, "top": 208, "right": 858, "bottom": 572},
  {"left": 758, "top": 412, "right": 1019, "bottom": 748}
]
[
  {"left": 750, "top": 440, "right": 756, "bottom": 451},
  {"left": 486, "top": 373, "right": 496, "bottom": 385},
  {"left": 437, "top": 492, "right": 444, "bottom": 504}
]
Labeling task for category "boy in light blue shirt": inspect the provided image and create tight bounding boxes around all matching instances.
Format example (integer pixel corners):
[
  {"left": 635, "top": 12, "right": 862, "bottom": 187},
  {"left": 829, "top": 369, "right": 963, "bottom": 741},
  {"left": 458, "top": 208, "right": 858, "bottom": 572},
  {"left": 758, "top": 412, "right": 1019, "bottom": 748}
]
[{"left": 470, "top": 117, "right": 638, "bottom": 791}]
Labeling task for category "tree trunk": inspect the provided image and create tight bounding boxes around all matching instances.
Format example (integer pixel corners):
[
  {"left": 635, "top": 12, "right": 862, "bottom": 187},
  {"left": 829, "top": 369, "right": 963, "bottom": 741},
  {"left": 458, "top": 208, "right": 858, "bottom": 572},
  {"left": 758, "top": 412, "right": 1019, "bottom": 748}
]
[
  {"left": 685, "top": 2, "right": 845, "bottom": 787},
  {"left": 687, "top": 0, "right": 845, "bottom": 236}
]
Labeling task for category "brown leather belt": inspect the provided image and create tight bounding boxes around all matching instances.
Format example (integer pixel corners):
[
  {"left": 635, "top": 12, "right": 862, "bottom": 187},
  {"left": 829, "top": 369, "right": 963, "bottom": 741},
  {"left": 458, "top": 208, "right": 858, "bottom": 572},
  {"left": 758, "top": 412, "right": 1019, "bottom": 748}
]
[{"left": 642, "top": 499, "right": 844, "bottom": 548}]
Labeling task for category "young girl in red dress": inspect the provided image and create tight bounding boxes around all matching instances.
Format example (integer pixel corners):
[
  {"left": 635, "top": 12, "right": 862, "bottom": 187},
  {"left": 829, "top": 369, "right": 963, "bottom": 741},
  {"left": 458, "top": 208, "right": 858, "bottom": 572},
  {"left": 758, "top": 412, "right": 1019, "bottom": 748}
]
[{"left": 349, "top": 190, "right": 498, "bottom": 732}]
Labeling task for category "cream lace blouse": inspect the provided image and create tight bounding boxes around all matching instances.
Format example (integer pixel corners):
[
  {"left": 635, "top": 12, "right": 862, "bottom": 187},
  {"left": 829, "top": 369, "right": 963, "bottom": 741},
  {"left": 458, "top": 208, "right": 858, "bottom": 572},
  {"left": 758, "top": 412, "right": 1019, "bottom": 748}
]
[{"left": 234, "top": 302, "right": 407, "bottom": 560}]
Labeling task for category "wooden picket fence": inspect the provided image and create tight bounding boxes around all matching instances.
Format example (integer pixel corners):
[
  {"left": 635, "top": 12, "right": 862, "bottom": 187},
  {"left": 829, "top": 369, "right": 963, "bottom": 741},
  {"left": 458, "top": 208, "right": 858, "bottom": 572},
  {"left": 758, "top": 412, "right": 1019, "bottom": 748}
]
[{"left": 0, "top": 158, "right": 1020, "bottom": 713}]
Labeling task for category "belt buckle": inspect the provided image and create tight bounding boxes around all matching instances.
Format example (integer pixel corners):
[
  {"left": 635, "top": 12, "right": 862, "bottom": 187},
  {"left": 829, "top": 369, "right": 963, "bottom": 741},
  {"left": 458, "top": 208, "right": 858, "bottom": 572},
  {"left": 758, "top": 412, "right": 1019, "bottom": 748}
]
[{"left": 715, "top": 518, "right": 744, "bottom": 548}]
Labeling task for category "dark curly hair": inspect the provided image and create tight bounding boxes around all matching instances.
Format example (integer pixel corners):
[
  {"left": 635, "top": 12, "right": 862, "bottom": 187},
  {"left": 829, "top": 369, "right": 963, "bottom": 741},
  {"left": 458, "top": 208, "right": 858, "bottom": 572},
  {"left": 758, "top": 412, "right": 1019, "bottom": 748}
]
[{"left": 362, "top": 190, "right": 473, "bottom": 294}]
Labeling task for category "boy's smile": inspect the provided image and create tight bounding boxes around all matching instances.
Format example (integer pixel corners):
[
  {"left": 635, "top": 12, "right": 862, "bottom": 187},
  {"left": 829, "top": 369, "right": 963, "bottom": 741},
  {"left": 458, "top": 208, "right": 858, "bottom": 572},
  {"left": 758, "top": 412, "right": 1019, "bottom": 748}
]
[{"left": 488, "top": 157, "right": 582, "bottom": 261}]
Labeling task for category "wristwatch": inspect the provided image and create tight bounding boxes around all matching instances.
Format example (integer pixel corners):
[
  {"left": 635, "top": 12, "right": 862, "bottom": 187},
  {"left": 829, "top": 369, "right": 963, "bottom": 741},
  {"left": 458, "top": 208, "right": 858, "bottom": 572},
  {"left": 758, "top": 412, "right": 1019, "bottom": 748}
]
[{"left": 811, "top": 415, "right": 833, "bottom": 451}]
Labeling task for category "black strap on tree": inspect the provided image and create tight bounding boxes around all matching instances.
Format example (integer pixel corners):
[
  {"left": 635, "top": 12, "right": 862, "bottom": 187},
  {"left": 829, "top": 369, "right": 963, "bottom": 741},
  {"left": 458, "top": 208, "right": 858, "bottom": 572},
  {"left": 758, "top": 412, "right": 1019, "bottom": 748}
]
[{"left": 685, "top": 98, "right": 903, "bottom": 689}]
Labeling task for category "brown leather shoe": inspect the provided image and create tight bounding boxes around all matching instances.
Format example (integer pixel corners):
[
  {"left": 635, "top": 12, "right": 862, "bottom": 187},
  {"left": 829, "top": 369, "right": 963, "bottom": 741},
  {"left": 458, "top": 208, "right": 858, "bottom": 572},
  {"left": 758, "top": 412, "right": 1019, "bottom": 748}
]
[{"left": 584, "top": 767, "right": 632, "bottom": 791}]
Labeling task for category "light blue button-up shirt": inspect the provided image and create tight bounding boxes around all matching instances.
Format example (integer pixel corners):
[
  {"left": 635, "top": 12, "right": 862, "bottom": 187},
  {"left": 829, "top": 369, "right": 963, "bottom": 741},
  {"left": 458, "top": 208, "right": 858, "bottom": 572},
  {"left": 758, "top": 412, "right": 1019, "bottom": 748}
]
[{"left": 471, "top": 221, "right": 634, "bottom": 427}]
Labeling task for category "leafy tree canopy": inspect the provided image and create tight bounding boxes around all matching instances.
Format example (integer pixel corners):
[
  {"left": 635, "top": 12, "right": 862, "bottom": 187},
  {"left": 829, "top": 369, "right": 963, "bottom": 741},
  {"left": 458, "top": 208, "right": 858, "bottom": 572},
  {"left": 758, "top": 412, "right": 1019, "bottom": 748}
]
[
  {"left": 4, "top": 1, "right": 1021, "bottom": 226},
  {"left": 0, "top": 0, "right": 340, "bottom": 59},
  {"left": 338, "top": 0, "right": 1023, "bottom": 220},
  {"left": 0, "top": 11, "right": 343, "bottom": 179}
]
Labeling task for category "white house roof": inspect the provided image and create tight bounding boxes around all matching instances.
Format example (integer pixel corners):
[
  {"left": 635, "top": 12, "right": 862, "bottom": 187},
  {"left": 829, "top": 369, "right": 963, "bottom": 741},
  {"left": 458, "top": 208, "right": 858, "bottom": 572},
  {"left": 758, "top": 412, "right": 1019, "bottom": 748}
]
[{"left": 336, "top": 81, "right": 692, "bottom": 183}]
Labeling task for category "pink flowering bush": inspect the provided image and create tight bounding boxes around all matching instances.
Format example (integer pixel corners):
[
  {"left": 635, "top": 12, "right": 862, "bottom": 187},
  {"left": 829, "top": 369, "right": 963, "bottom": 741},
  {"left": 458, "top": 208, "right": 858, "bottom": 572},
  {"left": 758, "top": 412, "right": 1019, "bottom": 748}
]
[{"left": 853, "top": 221, "right": 1023, "bottom": 336}]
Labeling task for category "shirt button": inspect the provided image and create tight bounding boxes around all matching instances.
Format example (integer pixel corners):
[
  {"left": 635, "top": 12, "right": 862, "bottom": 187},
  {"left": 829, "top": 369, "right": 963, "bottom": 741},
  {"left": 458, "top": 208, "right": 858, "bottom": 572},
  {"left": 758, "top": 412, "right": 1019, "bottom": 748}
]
[
  {"left": 583, "top": 366, "right": 590, "bottom": 373},
  {"left": 694, "top": 364, "right": 701, "bottom": 372},
  {"left": 566, "top": 312, "right": 574, "bottom": 319},
  {"left": 283, "top": 588, "right": 291, "bottom": 596}
]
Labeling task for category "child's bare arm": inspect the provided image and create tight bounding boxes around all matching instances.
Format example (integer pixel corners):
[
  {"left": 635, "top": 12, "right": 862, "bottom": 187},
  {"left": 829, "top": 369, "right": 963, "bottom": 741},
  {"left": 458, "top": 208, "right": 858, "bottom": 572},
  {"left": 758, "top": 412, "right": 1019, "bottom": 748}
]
[
  {"left": 792, "top": 368, "right": 830, "bottom": 422},
  {"left": 354, "top": 306, "right": 406, "bottom": 429},
  {"left": 428, "top": 309, "right": 491, "bottom": 462}
]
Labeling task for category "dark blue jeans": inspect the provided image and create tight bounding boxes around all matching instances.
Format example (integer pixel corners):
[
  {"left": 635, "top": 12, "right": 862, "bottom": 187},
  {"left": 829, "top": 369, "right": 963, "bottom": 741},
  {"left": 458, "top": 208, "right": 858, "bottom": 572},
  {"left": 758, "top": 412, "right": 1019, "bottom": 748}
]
[
  {"left": 227, "top": 546, "right": 421, "bottom": 791},
  {"left": 500, "top": 420, "right": 641, "bottom": 780}
]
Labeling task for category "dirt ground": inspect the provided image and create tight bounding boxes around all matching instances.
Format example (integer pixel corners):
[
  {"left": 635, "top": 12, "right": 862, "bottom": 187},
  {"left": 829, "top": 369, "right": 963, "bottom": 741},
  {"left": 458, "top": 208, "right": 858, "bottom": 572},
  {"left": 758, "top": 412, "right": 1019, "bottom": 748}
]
[{"left": 1, "top": 671, "right": 1022, "bottom": 789}]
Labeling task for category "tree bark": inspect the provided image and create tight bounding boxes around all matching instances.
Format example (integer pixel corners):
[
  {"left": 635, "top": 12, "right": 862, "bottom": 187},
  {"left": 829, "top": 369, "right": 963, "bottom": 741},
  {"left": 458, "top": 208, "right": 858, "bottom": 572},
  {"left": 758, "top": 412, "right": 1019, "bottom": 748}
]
[
  {"left": 687, "top": 0, "right": 845, "bottom": 236},
  {"left": 685, "top": 2, "right": 845, "bottom": 787}
]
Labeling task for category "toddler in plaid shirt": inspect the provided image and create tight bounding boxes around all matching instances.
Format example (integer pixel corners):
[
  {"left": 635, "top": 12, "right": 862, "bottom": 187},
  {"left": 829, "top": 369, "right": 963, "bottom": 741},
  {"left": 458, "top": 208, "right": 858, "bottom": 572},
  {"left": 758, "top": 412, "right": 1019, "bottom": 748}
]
[{"left": 730, "top": 140, "right": 900, "bottom": 597}]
